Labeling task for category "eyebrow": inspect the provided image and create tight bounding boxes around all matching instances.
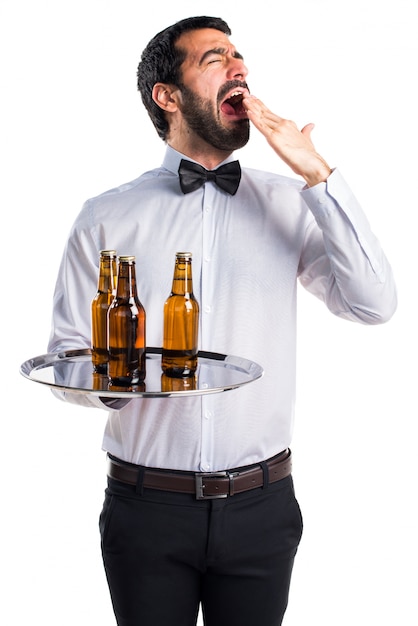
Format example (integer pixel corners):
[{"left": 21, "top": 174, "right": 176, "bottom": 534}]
[{"left": 199, "top": 47, "right": 244, "bottom": 65}]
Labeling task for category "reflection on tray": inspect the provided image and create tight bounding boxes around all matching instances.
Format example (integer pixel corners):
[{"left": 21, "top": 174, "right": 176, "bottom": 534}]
[
  {"left": 161, "top": 373, "right": 197, "bottom": 393},
  {"left": 93, "top": 373, "right": 147, "bottom": 394}
]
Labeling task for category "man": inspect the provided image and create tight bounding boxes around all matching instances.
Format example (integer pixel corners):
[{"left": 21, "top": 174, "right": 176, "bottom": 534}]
[{"left": 48, "top": 16, "right": 397, "bottom": 626}]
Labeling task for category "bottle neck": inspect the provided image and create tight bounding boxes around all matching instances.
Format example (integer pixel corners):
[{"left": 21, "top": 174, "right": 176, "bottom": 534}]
[
  {"left": 116, "top": 262, "right": 137, "bottom": 299},
  {"left": 98, "top": 257, "right": 117, "bottom": 293},
  {"left": 171, "top": 259, "right": 193, "bottom": 296}
]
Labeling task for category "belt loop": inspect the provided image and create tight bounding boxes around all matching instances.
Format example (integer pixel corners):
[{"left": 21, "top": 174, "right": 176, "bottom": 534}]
[
  {"left": 260, "top": 461, "right": 269, "bottom": 489},
  {"left": 136, "top": 466, "right": 145, "bottom": 496}
]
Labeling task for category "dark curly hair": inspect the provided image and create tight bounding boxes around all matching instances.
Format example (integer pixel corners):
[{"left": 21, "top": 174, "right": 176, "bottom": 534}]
[{"left": 137, "top": 16, "right": 231, "bottom": 141}]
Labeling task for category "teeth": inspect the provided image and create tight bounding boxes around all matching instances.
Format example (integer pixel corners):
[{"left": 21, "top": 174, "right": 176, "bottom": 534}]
[{"left": 226, "top": 91, "right": 244, "bottom": 103}]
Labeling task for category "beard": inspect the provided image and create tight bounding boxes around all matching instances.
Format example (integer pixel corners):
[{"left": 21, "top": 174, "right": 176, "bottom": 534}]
[{"left": 178, "top": 83, "right": 250, "bottom": 151}]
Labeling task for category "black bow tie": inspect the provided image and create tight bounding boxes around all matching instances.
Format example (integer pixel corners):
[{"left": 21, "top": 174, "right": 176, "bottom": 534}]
[{"left": 178, "top": 159, "right": 241, "bottom": 195}]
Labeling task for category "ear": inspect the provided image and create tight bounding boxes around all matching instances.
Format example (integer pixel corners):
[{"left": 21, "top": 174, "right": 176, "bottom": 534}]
[{"left": 152, "top": 83, "right": 179, "bottom": 112}]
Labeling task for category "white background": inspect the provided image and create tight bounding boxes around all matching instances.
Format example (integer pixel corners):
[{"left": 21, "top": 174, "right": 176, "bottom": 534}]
[{"left": 1, "top": 0, "right": 417, "bottom": 624}]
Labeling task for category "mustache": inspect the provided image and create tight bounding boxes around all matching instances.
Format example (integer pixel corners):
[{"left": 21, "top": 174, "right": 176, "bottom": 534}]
[{"left": 218, "top": 80, "right": 250, "bottom": 103}]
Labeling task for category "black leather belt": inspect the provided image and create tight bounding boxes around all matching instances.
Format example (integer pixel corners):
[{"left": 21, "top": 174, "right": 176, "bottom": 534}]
[{"left": 107, "top": 450, "right": 292, "bottom": 500}]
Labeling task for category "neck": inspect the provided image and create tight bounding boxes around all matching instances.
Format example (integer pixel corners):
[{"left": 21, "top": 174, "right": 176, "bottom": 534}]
[{"left": 167, "top": 136, "right": 233, "bottom": 171}]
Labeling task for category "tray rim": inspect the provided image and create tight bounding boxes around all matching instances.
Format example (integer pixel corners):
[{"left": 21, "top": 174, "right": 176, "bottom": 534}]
[{"left": 20, "top": 347, "right": 264, "bottom": 398}]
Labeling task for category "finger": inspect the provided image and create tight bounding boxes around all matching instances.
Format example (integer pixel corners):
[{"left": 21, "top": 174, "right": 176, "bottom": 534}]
[
  {"left": 243, "top": 95, "right": 283, "bottom": 120},
  {"left": 301, "top": 123, "right": 315, "bottom": 139}
]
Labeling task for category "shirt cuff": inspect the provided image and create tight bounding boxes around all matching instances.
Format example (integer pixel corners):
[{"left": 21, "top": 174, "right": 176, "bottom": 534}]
[{"left": 300, "top": 168, "right": 344, "bottom": 219}]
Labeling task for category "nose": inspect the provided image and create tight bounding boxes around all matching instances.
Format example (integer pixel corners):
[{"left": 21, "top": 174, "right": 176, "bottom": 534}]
[{"left": 226, "top": 55, "right": 248, "bottom": 81}]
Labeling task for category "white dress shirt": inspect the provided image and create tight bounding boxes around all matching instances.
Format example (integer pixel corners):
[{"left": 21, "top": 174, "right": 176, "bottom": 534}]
[{"left": 48, "top": 146, "right": 397, "bottom": 471}]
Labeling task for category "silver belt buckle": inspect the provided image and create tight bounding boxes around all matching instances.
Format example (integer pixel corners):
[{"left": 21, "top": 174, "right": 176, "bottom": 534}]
[{"left": 195, "top": 471, "right": 229, "bottom": 500}]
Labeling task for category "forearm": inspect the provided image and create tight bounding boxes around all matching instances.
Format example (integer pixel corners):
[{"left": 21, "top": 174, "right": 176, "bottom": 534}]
[{"left": 299, "top": 170, "right": 397, "bottom": 324}]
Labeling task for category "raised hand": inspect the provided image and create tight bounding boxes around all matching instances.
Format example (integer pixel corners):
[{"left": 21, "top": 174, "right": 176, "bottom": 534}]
[{"left": 243, "top": 94, "right": 332, "bottom": 187}]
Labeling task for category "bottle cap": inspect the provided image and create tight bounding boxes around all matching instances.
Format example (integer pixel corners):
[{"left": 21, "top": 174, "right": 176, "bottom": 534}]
[
  {"left": 176, "top": 252, "right": 192, "bottom": 258},
  {"left": 119, "top": 255, "right": 136, "bottom": 262},
  {"left": 100, "top": 249, "right": 117, "bottom": 256}
]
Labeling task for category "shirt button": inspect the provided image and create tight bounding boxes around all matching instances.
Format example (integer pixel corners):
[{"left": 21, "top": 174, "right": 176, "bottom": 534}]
[
  {"left": 204, "top": 305, "right": 212, "bottom": 314},
  {"left": 204, "top": 255, "right": 211, "bottom": 262},
  {"left": 204, "top": 410, "right": 212, "bottom": 420}
]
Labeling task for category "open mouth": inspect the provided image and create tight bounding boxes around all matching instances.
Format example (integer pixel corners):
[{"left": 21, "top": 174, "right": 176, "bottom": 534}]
[{"left": 220, "top": 91, "right": 247, "bottom": 118}]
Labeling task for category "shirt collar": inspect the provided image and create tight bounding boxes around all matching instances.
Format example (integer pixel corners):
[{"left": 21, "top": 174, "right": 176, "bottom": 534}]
[{"left": 162, "top": 145, "right": 237, "bottom": 175}]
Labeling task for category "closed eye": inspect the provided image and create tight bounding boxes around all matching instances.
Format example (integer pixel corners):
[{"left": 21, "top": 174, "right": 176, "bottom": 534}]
[
  {"left": 200, "top": 50, "right": 225, "bottom": 65},
  {"left": 199, "top": 47, "right": 244, "bottom": 65}
]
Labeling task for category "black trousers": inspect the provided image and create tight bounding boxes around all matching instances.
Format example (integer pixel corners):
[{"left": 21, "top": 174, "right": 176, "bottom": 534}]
[{"left": 99, "top": 467, "right": 303, "bottom": 626}]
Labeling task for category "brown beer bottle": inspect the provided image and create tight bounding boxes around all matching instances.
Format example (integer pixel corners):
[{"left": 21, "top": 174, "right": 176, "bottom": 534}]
[
  {"left": 91, "top": 250, "right": 117, "bottom": 373},
  {"left": 162, "top": 252, "right": 199, "bottom": 377},
  {"left": 108, "top": 255, "right": 146, "bottom": 385}
]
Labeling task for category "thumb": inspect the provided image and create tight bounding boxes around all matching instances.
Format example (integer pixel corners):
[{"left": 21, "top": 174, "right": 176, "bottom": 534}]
[{"left": 301, "top": 122, "right": 315, "bottom": 140}]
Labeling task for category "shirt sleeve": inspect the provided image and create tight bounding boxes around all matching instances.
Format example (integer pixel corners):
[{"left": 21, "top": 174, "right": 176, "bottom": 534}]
[
  {"left": 299, "top": 169, "right": 397, "bottom": 324},
  {"left": 47, "top": 202, "right": 115, "bottom": 410}
]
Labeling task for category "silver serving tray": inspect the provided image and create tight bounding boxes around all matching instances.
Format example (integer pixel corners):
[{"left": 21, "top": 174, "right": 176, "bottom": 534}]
[{"left": 20, "top": 347, "right": 263, "bottom": 398}]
